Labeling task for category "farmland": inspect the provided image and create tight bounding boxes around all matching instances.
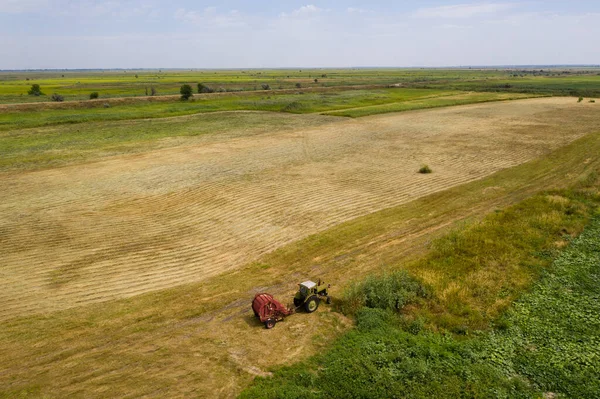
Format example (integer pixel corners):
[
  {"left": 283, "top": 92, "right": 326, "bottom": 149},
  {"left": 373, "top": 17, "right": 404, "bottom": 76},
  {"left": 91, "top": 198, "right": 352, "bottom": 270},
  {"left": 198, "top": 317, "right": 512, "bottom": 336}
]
[{"left": 1, "top": 68, "right": 600, "bottom": 398}]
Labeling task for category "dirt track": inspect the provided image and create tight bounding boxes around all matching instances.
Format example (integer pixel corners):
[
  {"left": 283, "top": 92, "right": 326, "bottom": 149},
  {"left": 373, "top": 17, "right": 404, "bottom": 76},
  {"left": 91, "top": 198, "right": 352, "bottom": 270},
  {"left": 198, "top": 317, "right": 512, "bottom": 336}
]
[{"left": 1, "top": 97, "right": 598, "bottom": 319}]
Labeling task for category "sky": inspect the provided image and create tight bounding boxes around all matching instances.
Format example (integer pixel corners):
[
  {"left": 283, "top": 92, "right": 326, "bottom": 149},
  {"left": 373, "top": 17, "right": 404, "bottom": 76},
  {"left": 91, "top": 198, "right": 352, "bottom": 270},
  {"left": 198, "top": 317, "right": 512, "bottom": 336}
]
[{"left": 0, "top": 0, "right": 599, "bottom": 69}]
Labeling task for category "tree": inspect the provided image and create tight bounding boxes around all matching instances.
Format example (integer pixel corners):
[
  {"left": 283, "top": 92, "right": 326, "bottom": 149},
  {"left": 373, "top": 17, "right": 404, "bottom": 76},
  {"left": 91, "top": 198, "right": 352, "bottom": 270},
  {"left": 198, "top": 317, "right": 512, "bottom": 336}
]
[
  {"left": 28, "top": 84, "right": 43, "bottom": 96},
  {"left": 180, "top": 84, "right": 193, "bottom": 100},
  {"left": 90, "top": 92, "right": 99, "bottom": 99}
]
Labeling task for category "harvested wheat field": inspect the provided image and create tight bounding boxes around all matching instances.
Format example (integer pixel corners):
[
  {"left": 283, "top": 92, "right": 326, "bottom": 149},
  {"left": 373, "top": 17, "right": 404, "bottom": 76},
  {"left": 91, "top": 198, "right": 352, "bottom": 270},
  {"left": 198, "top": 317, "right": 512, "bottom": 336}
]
[{"left": 1, "top": 97, "right": 598, "bottom": 320}]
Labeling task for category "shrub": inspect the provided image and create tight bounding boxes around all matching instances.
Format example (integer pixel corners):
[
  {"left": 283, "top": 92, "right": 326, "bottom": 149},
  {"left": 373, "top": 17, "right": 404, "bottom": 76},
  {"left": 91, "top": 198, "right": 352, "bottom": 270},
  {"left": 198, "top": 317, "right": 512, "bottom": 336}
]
[
  {"left": 342, "top": 270, "right": 429, "bottom": 315},
  {"left": 103, "top": 103, "right": 110, "bottom": 108},
  {"left": 27, "top": 84, "right": 43, "bottom": 96},
  {"left": 89, "top": 92, "right": 99, "bottom": 100},
  {"left": 50, "top": 93, "right": 64, "bottom": 102},
  {"left": 590, "top": 99, "right": 596, "bottom": 103},
  {"left": 261, "top": 84, "right": 271, "bottom": 90},
  {"left": 418, "top": 165, "right": 432, "bottom": 174},
  {"left": 578, "top": 97, "right": 584, "bottom": 102},
  {"left": 197, "top": 83, "right": 214, "bottom": 93},
  {"left": 295, "top": 83, "right": 302, "bottom": 88},
  {"left": 180, "top": 84, "right": 193, "bottom": 100}
]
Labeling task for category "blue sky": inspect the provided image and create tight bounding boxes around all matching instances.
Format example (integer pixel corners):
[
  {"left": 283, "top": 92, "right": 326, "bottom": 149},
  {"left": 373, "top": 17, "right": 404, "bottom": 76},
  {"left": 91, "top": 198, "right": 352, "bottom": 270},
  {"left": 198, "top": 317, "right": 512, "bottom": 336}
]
[{"left": 1, "top": 1, "right": 599, "bottom": 69}]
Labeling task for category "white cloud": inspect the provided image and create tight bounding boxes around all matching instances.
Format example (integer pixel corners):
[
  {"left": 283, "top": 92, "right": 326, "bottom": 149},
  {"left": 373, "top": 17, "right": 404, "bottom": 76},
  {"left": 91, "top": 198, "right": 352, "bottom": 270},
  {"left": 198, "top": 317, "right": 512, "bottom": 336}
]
[
  {"left": 280, "top": 4, "right": 323, "bottom": 18},
  {"left": 413, "top": 2, "right": 516, "bottom": 19}
]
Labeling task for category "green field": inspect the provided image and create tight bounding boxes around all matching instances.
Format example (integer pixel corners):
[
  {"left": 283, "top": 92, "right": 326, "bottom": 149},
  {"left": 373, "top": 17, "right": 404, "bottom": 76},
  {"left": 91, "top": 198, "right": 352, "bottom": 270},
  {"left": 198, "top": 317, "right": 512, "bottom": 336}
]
[
  {"left": 0, "top": 68, "right": 522, "bottom": 103},
  {"left": 1, "top": 67, "right": 599, "bottom": 104}
]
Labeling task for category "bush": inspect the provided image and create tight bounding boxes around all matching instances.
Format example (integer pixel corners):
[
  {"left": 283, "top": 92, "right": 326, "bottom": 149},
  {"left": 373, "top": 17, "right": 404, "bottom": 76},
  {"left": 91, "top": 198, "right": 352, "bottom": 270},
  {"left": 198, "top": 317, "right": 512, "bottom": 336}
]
[
  {"left": 418, "top": 165, "right": 432, "bottom": 174},
  {"left": 50, "top": 93, "right": 64, "bottom": 102},
  {"left": 89, "top": 92, "right": 99, "bottom": 100},
  {"left": 197, "top": 83, "right": 214, "bottom": 93},
  {"left": 180, "top": 84, "right": 193, "bottom": 100},
  {"left": 342, "top": 270, "right": 429, "bottom": 315},
  {"left": 295, "top": 83, "right": 302, "bottom": 88},
  {"left": 578, "top": 97, "right": 584, "bottom": 102},
  {"left": 590, "top": 99, "right": 596, "bottom": 103},
  {"left": 27, "top": 84, "right": 43, "bottom": 96},
  {"left": 261, "top": 84, "right": 271, "bottom": 90}
]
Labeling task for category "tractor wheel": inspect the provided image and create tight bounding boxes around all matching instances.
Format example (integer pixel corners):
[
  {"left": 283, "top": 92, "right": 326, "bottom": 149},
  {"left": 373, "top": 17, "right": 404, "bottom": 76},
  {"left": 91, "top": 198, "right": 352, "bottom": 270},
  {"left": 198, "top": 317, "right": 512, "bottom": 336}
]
[
  {"left": 304, "top": 296, "right": 320, "bottom": 313},
  {"left": 264, "top": 319, "right": 276, "bottom": 329},
  {"left": 326, "top": 296, "right": 332, "bottom": 305},
  {"left": 293, "top": 297, "right": 303, "bottom": 308}
]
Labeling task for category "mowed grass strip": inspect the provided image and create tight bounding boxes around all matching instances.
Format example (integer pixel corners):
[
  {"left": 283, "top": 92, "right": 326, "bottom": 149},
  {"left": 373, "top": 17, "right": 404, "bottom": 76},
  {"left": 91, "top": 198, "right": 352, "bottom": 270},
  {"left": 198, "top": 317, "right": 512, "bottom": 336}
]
[
  {"left": 323, "top": 92, "right": 541, "bottom": 118},
  {"left": 1, "top": 131, "right": 600, "bottom": 397}
]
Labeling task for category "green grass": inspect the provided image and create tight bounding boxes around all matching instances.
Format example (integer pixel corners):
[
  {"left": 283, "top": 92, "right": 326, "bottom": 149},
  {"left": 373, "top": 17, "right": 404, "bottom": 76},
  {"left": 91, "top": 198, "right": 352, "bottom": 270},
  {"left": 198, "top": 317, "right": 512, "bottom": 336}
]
[
  {"left": 424, "top": 75, "right": 600, "bottom": 98},
  {"left": 241, "top": 188, "right": 600, "bottom": 399},
  {"left": 0, "top": 88, "right": 453, "bottom": 131}
]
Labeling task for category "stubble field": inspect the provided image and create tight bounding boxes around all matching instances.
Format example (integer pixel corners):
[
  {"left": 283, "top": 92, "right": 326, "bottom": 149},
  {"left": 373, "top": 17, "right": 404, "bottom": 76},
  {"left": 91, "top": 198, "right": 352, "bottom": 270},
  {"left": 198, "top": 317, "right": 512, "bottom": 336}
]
[{"left": 1, "top": 97, "right": 598, "bottom": 321}]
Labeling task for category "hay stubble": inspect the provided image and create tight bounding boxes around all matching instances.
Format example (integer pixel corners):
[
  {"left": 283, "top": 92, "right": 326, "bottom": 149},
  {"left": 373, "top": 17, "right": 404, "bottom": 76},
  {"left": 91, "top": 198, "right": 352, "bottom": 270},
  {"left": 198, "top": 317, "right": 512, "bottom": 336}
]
[{"left": 1, "top": 97, "right": 598, "bottom": 320}]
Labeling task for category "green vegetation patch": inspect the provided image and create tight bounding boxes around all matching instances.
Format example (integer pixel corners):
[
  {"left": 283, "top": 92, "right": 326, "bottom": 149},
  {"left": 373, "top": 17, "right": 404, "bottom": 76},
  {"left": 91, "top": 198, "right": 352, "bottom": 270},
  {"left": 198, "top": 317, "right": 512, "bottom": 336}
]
[
  {"left": 242, "top": 189, "right": 600, "bottom": 399},
  {"left": 0, "top": 88, "right": 451, "bottom": 132}
]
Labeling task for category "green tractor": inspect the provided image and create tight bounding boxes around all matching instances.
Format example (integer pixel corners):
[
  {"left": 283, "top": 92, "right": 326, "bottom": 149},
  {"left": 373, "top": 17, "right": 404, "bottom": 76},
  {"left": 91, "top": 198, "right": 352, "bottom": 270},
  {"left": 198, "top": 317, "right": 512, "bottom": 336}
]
[{"left": 293, "top": 280, "right": 331, "bottom": 313}]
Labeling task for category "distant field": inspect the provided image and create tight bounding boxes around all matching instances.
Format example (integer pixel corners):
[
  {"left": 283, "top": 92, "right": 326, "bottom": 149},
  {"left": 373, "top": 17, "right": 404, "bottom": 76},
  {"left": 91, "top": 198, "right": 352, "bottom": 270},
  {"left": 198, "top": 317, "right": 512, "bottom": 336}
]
[{"left": 1, "top": 67, "right": 598, "bottom": 104}]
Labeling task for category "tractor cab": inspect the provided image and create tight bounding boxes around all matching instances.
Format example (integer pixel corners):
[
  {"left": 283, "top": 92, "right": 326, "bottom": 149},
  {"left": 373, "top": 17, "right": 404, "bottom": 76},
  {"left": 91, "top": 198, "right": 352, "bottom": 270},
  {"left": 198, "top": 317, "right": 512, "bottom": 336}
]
[
  {"left": 299, "top": 281, "right": 316, "bottom": 297},
  {"left": 294, "top": 279, "right": 331, "bottom": 312}
]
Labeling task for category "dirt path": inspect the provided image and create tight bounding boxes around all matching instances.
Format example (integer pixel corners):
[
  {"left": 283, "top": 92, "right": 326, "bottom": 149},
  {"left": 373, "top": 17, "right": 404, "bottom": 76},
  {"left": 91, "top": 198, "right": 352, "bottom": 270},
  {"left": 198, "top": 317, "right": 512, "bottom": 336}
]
[{"left": 1, "top": 97, "right": 598, "bottom": 320}]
